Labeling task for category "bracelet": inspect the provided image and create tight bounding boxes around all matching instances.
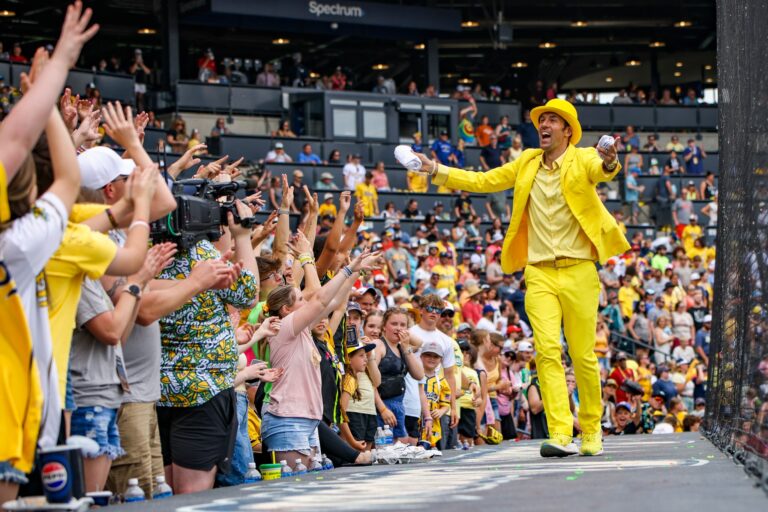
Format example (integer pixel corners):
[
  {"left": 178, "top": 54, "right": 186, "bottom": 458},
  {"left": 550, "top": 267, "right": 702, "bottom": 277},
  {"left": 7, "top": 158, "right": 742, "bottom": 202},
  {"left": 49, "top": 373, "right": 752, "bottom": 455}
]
[
  {"left": 341, "top": 265, "right": 354, "bottom": 278},
  {"left": 430, "top": 159, "right": 438, "bottom": 176},
  {"left": 604, "top": 159, "right": 618, "bottom": 171},
  {"left": 300, "top": 259, "right": 315, "bottom": 268},
  {"left": 423, "top": 417, "right": 433, "bottom": 422},
  {"left": 278, "top": 208, "right": 290, "bottom": 215},
  {"left": 129, "top": 220, "right": 150, "bottom": 231},
  {"left": 105, "top": 208, "right": 119, "bottom": 229}
]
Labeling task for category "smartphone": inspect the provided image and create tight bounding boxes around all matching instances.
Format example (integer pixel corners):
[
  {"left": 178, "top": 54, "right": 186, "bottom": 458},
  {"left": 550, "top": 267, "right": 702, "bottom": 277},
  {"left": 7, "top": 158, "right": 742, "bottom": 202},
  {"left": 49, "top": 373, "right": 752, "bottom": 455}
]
[
  {"left": 345, "top": 325, "right": 358, "bottom": 353},
  {"left": 246, "top": 359, "right": 267, "bottom": 385}
]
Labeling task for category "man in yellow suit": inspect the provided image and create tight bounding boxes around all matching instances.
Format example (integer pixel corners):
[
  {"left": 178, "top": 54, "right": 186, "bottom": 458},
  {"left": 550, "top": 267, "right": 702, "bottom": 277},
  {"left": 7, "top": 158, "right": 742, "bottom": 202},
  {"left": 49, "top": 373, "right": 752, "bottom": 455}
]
[{"left": 411, "top": 99, "right": 629, "bottom": 457}]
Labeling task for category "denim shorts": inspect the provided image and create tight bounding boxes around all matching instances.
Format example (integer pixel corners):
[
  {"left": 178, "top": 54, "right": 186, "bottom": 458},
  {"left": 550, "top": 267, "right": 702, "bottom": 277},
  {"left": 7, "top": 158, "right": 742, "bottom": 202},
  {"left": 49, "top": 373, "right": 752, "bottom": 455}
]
[
  {"left": 64, "top": 372, "right": 76, "bottom": 411},
  {"left": 490, "top": 397, "right": 501, "bottom": 422},
  {"left": 261, "top": 412, "right": 320, "bottom": 455},
  {"left": 71, "top": 406, "right": 125, "bottom": 460},
  {"left": 376, "top": 395, "right": 407, "bottom": 439},
  {"left": 0, "top": 460, "right": 28, "bottom": 485}
]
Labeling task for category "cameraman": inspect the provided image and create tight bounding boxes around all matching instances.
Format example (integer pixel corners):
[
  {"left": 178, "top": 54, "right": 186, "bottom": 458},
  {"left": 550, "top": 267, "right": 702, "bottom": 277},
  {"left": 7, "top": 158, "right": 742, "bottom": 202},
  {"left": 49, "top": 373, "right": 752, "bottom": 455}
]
[{"left": 154, "top": 187, "right": 258, "bottom": 494}]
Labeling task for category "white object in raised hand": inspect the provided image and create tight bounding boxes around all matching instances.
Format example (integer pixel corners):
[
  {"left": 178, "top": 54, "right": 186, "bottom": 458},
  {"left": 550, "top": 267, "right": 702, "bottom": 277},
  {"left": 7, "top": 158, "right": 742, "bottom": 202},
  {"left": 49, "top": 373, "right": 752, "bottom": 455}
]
[
  {"left": 597, "top": 134, "right": 616, "bottom": 151},
  {"left": 394, "top": 145, "right": 422, "bottom": 171}
]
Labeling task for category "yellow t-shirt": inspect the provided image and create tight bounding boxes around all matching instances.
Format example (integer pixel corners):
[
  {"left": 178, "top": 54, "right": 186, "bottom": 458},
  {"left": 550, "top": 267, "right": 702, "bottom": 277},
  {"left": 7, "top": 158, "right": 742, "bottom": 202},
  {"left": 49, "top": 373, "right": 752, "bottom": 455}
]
[
  {"left": 0, "top": 162, "right": 43, "bottom": 474},
  {"left": 457, "top": 366, "right": 480, "bottom": 409},
  {"left": 430, "top": 263, "right": 458, "bottom": 298},
  {"left": 681, "top": 224, "right": 702, "bottom": 253},
  {"left": 355, "top": 182, "right": 378, "bottom": 217},
  {"left": 47, "top": 207, "right": 118, "bottom": 402},
  {"left": 345, "top": 370, "right": 376, "bottom": 415},
  {"left": 318, "top": 202, "right": 337, "bottom": 218},
  {"left": 618, "top": 285, "right": 638, "bottom": 318},
  {"left": 408, "top": 170, "right": 428, "bottom": 193},
  {"left": 420, "top": 374, "right": 451, "bottom": 447}
]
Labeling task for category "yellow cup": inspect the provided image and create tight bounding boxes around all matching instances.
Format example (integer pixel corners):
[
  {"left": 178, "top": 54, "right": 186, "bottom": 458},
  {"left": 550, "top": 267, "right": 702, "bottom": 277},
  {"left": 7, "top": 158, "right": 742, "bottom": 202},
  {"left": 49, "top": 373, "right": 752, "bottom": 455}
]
[{"left": 259, "top": 463, "right": 282, "bottom": 480}]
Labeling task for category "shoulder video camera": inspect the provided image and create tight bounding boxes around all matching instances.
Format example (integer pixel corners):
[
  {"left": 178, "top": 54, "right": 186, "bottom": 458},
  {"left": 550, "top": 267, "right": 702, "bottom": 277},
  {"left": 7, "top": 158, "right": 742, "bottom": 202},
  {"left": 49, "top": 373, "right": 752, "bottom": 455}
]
[{"left": 150, "top": 178, "right": 258, "bottom": 249}]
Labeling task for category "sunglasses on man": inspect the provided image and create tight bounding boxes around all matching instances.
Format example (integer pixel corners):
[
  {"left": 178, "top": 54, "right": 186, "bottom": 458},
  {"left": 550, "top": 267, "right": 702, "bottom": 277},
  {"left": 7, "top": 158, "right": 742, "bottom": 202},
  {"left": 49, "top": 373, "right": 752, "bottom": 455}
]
[
  {"left": 441, "top": 310, "right": 455, "bottom": 318},
  {"left": 423, "top": 306, "right": 444, "bottom": 315}
]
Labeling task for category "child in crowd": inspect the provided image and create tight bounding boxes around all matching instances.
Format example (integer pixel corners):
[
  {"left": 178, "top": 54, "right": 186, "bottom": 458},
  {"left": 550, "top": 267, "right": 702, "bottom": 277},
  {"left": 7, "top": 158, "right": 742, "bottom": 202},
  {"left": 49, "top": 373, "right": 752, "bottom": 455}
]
[
  {"left": 457, "top": 343, "right": 481, "bottom": 446},
  {"left": 419, "top": 340, "right": 452, "bottom": 448},
  {"left": 340, "top": 337, "right": 377, "bottom": 450}
]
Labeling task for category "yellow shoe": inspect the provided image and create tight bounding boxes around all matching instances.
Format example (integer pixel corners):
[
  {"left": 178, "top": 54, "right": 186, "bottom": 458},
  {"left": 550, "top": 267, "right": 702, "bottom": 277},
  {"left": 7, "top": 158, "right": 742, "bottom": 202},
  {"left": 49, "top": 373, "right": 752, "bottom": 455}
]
[
  {"left": 540, "top": 433, "right": 578, "bottom": 458},
  {"left": 579, "top": 432, "right": 604, "bottom": 456}
]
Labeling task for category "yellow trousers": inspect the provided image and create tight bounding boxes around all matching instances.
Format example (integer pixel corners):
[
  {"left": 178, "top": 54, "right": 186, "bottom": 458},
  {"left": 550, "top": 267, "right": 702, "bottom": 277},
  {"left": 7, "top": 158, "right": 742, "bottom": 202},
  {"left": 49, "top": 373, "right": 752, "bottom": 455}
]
[{"left": 524, "top": 260, "right": 602, "bottom": 437}]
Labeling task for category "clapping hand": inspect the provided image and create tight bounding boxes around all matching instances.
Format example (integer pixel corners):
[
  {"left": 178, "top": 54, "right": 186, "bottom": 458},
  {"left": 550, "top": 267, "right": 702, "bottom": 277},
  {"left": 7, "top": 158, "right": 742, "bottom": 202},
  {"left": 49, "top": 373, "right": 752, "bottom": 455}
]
[
  {"left": 133, "top": 242, "right": 177, "bottom": 286},
  {"left": 101, "top": 101, "right": 137, "bottom": 149},
  {"left": 52, "top": 2, "right": 100, "bottom": 70},
  {"left": 255, "top": 317, "right": 282, "bottom": 340},
  {"left": 20, "top": 48, "right": 49, "bottom": 95}
]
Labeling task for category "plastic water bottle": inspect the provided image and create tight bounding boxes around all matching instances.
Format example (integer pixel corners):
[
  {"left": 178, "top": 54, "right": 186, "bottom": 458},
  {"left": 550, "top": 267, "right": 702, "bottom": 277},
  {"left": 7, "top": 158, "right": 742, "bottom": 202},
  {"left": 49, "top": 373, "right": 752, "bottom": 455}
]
[
  {"left": 152, "top": 475, "right": 173, "bottom": 499},
  {"left": 294, "top": 459, "right": 308, "bottom": 475},
  {"left": 243, "top": 462, "right": 262, "bottom": 483},
  {"left": 280, "top": 459, "right": 293, "bottom": 478},
  {"left": 124, "top": 478, "right": 145, "bottom": 503},
  {"left": 321, "top": 454, "right": 334, "bottom": 471},
  {"left": 462, "top": 441, "right": 470, "bottom": 450},
  {"left": 374, "top": 427, "right": 385, "bottom": 448},
  {"left": 383, "top": 424, "right": 394, "bottom": 447},
  {"left": 309, "top": 456, "right": 323, "bottom": 472}
]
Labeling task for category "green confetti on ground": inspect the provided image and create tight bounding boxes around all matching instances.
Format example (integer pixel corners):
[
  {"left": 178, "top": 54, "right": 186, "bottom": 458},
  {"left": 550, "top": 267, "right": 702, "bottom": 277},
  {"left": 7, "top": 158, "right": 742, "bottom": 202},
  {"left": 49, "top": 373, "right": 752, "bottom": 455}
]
[
  {"left": 574, "top": 470, "right": 584, "bottom": 475},
  {"left": 316, "top": 476, "right": 324, "bottom": 480},
  {"left": 605, "top": 456, "right": 613, "bottom": 460},
  {"left": 706, "top": 455, "right": 715, "bottom": 459},
  {"left": 294, "top": 478, "right": 302, "bottom": 481},
  {"left": 566, "top": 476, "right": 578, "bottom": 481},
  {"left": 516, "top": 465, "right": 523, "bottom": 469}
]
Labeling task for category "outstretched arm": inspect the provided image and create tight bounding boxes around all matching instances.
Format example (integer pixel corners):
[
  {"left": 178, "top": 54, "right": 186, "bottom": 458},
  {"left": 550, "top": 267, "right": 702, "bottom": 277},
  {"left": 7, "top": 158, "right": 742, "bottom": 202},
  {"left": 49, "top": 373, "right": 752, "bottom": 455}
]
[{"left": 412, "top": 151, "right": 520, "bottom": 193}]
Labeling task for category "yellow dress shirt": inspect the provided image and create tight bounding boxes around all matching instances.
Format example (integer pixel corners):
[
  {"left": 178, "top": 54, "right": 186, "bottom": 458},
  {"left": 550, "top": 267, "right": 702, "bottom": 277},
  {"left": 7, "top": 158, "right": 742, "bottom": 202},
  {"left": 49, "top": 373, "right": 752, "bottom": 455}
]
[{"left": 527, "top": 153, "right": 597, "bottom": 264}]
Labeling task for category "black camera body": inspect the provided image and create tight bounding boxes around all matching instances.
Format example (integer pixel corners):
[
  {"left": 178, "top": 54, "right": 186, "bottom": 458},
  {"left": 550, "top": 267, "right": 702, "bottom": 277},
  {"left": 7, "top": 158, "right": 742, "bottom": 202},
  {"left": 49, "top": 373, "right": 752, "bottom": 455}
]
[{"left": 150, "top": 178, "right": 257, "bottom": 249}]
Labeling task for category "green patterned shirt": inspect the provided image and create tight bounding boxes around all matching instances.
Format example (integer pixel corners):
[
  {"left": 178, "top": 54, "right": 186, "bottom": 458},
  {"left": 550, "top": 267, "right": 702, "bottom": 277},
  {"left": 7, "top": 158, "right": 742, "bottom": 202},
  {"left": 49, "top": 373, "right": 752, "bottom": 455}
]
[{"left": 157, "top": 239, "right": 257, "bottom": 407}]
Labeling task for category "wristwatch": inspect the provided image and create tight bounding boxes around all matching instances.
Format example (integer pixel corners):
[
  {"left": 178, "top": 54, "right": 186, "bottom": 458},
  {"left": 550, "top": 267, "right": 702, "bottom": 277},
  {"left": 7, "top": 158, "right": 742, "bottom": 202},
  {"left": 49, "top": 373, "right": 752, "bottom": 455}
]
[{"left": 123, "top": 284, "right": 142, "bottom": 300}]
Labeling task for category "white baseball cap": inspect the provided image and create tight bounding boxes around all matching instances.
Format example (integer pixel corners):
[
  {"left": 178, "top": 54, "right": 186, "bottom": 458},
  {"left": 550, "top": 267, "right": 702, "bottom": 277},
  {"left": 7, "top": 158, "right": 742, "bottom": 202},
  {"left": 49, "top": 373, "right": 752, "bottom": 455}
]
[
  {"left": 78, "top": 147, "right": 136, "bottom": 189},
  {"left": 517, "top": 341, "right": 533, "bottom": 352}
]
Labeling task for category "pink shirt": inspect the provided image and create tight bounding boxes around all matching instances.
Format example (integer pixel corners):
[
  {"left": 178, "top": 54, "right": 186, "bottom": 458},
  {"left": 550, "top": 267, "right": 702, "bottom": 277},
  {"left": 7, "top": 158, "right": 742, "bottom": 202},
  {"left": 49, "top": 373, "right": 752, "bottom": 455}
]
[
  {"left": 372, "top": 170, "right": 389, "bottom": 190},
  {"left": 266, "top": 312, "right": 323, "bottom": 420}
]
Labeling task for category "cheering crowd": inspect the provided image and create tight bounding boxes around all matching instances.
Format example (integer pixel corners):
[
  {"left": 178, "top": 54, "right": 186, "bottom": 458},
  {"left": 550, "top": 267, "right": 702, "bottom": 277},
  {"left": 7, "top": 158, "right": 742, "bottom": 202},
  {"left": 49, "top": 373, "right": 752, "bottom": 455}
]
[{"left": 0, "top": 2, "right": 742, "bottom": 507}]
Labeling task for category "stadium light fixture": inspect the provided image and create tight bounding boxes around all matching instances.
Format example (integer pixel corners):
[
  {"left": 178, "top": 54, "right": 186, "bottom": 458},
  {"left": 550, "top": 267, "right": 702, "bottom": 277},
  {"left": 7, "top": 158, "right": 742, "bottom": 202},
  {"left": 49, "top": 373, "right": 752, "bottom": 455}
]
[
  {"left": 539, "top": 41, "right": 557, "bottom": 49},
  {"left": 625, "top": 59, "right": 642, "bottom": 67},
  {"left": 461, "top": 20, "right": 480, "bottom": 28},
  {"left": 704, "top": 64, "right": 713, "bottom": 70},
  {"left": 414, "top": 43, "right": 426, "bottom": 50},
  {"left": 458, "top": 77, "right": 473, "bottom": 84},
  {"left": 571, "top": 20, "right": 588, "bottom": 28},
  {"left": 674, "top": 20, "right": 693, "bottom": 28},
  {"left": 272, "top": 38, "right": 290, "bottom": 45},
  {"left": 372, "top": 63, "right": 390, "bottom": 71},
  {"left": 0, "top": 10, "right": 15, "bottom": 17},
  {"left": 511, "top": 61, "right": 528, "bottom": 68},
  {"left": 675, "top": 61, "right": 684, "bottom": 68},
  {"left": 137, "top": 28, "right": 156, "bottom": 35},
  {"left": 309, "top": 72, "right": 320, "bottom": 79},
  {"left": 673, "top": 71, "right": 682, "bottom": 77},
  {"left": 649, "top": 41, "right": 666, "bottom": 48},
  {"left": 605, "top": 76, "right": 614, "bottom": 83},
  {"left": 705, "top": 77, "right": 714, "bottom": 84}
]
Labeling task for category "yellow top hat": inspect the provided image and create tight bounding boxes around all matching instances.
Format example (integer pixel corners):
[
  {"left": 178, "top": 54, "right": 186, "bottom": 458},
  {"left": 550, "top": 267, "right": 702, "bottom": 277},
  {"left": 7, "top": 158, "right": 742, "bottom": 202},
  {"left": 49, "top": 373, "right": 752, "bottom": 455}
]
[{"left": 530, "top": 98, "right": 582, "bottom": 145}]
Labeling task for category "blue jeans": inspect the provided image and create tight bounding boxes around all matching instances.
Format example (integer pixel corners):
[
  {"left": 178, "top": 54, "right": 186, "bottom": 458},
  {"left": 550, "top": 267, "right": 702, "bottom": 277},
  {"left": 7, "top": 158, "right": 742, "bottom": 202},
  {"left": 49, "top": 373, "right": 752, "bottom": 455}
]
[
  {"left": 0, "top": 460, "right": 28, "bottom": 485},
  {"left": 376, "top": 395, "right": 407, "bottom": 439},
  {"left": 216, "top": 392, "right": 254, "bottom": 487},
  {"left": 71, "top": 406, "right": 124, "bottom": 460}
]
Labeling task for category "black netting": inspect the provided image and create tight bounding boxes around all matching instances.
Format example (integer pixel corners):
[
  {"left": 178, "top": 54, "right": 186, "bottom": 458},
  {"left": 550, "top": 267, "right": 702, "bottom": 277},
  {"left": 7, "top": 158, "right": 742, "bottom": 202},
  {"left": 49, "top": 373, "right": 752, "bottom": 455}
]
[{"left": 704, "top": 0, "right": 768, "bottom": 469}]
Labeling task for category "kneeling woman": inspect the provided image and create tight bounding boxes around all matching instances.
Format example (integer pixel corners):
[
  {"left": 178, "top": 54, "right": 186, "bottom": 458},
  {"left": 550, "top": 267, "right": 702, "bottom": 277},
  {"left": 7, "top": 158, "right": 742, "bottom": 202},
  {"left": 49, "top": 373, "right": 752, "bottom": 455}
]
[{"left": 261, "top": 248, "right": 379, "bottom": 471}]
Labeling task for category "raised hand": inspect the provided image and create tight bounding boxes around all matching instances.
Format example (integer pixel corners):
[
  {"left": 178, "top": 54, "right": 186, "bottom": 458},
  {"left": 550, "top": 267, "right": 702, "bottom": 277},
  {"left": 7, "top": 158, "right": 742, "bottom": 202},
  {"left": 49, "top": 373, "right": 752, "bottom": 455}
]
[
  {"left": 169, "top": 144, "right": 206, "bottom": 178},
  {"left": 251, "top": 210, "right": 278, "bottom": 248},
  {"left": 134, "top": 111, "right": 149, "bottom": 143},
  {"left": 280, "top": 174, "right": 294, "bottom": 209},
  {"left": 20, "top": 47, "right": 49, "bottom": 94},
  {"left": 235, "top": 323, "right": 256, "bottom": 345},
  {"left": 338, "top": 190, "right": 351, "bottom": 213},
  {"left": 58, "top": 87, "right": 78, "bottom": 131},
  {"left": 255, "top": 316, "right": 282, "bottom": 339},
  {"left": 52, "top": 1, "right": 100, "bottom": 70},
  {"left": 597, "top": 136, "right": 620, "bottom": 165},
  {"left": 129, "top": 164, "right": 158, "bottom": 206},
  {"left": 197, "top": 154, "right": 229, "bottom": 179},
  {"left": 72, "top": 107, "right": 102, "bottom": 146},
  {"left": 76, "top": 97, "right": 92, "bottom": 120},
  {"left": 190, "top": 258, "right": 237, "bottom": 290},
  {"left": 286, "top": 230, "right": 312, "bottom": 257},
  {"left": 222, "top": 156, "right": 244, "bottom": 178},
  {"left": 227, "top": 199, "right": 254, "bottom": 238},
  {"left": 101, "top": 101, "right": 137, "bottom": 149},
  {"left": 245, "top": 191, "right": 266, "bottom": 214},
  {"left": 353, "top": 200, "right": 365, "bottom": 222},
  {"left": 303, "top": 187, "right": 319, "bottom": 215}
]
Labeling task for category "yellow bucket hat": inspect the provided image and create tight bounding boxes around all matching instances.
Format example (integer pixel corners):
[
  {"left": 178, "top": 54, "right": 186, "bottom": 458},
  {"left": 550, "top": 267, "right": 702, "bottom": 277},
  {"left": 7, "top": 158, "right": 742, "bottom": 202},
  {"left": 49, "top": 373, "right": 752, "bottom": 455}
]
[{"left": 530, "top": 98, "right": 582, "bottom": 145}]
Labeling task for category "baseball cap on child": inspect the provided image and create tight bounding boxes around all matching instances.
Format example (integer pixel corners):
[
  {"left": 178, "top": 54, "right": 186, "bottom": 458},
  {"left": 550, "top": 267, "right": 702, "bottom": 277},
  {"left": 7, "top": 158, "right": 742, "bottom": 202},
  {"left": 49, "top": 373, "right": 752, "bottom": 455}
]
[{"left": 421, "top": 340, "right": 443, "bottom": 356}]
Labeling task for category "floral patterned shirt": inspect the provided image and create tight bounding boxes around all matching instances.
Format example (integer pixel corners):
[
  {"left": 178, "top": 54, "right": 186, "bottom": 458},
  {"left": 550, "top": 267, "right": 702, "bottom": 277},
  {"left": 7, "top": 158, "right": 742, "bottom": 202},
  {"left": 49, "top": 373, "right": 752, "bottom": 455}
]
[{"left": 157, "top": 239, "right": 257, "bottom": 407}]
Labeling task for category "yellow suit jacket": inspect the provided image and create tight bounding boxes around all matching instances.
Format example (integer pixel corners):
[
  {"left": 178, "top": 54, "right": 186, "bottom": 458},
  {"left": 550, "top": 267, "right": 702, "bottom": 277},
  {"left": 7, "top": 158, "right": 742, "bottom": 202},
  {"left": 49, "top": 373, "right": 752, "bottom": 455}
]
[{"left": 433, "top": 144, "right": 630, "bottom": 273}]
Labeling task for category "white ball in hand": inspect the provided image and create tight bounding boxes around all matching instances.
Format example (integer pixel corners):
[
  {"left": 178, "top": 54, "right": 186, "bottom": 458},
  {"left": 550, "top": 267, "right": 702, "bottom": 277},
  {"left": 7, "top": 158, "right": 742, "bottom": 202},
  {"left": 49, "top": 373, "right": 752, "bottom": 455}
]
[{"left": 394, "top": 145, "right": 422, "bottom": 171}]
